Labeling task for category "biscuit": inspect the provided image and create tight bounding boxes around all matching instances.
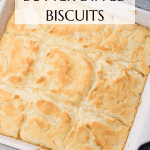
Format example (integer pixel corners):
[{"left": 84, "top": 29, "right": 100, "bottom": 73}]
[
  {"left": 0, "top": 9, "right": 150, "bottom": 150},
  {"left": 0, "top": 84, "right": 33, "bottom": 138},
  {"left": 65, "top": 108, "right": 129, "bottom": 150},
  {"left": 20, "top": 92, "right": 72, "bottom": 150},
  {"left": 86, "top": 60, "right": 146, "bottom": 127}
]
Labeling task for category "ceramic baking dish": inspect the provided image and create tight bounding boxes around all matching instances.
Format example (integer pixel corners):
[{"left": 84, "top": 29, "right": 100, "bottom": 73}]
[{"left": 0, "top": 0, "right": 150, "bottom": 150}]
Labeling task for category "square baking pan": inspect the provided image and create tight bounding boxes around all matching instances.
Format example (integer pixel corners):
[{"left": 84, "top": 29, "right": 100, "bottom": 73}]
[{"left": 1, "top": 0, "right": 150, "bottom": 150}]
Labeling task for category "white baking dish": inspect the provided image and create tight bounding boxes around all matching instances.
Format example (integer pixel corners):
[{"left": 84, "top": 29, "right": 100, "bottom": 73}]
[
  {"left": 1, "top": 0, "right": 150, "bottom": 150},
  {"left": 0, "top": 0, "right": 14, "bottom": 39}
]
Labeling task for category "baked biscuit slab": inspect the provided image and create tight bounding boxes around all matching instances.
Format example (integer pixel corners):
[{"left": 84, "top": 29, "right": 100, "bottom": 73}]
[
  {"left": 43, "top": 25, "right": 106, "bottom": 53},
  {"left": 86, "top": 60, "right": 146, "bottom": 127},
  {"left": 20, "top": 91, "right": 73, "bottom": 150},
  {"left": 0, "top": 33, "right": 93, "bottom": 104},
  {"left": 97, "top": 26, "right": 150, "bottom": 75},
  {"left": 0, "top": 33, "right": 41, "bottom": 86},
  {"left": 0, "top": 84, "right": 33, "bottom": 139},
  {"left": 27, "top": 47, "right": 93, "bottom": 104},
  {"left": 44, "top": 24, "right": 150, "bottom": 75},
  {"left": 65, "top": 108, "right": 129, "bottom": 150},
  {"left": 43, "top": 24, "right": 139, "bottom": 54},
  {"left": 0, "top": 9, "right": 150, "bottom": 150}
]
